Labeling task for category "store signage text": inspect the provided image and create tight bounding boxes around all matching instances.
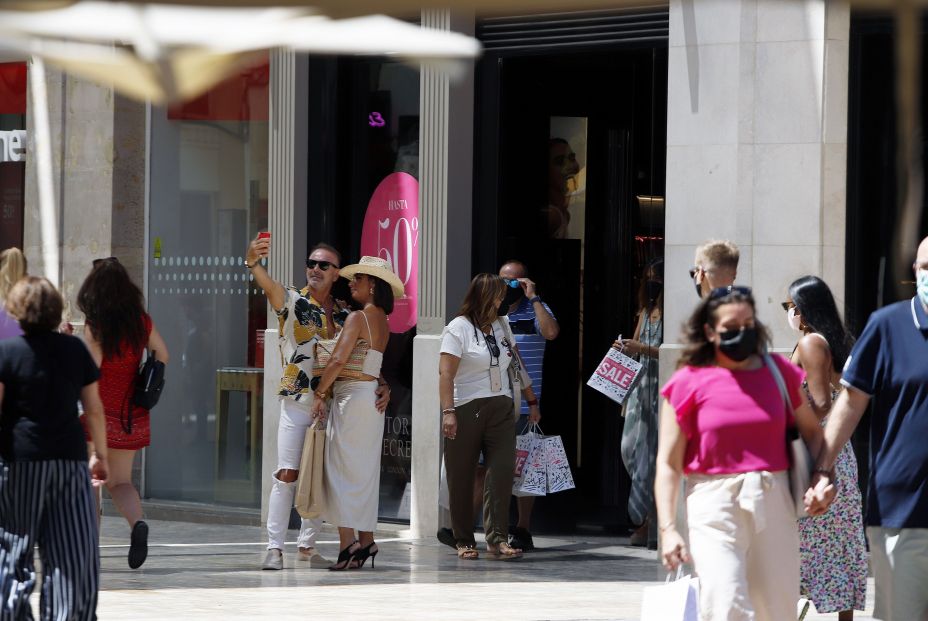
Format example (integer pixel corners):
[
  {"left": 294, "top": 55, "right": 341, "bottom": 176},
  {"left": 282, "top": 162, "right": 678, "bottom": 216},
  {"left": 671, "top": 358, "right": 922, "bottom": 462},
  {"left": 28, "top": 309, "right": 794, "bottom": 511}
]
[
  {"left": 360, "top": 172, "right": 420, "bottom": 334},
  {"left": 0, "top": 130, "right": 26, "bottom": 163},
  {"left": 368, "top": 112, "right": 385, "bottom": 127}
]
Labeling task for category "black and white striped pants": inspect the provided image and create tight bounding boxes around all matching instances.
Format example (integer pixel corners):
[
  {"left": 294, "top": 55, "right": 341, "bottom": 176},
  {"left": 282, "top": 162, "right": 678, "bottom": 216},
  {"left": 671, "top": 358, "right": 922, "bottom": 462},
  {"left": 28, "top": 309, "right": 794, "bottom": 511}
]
[{"left": 0, "top": 459, "right": 99, "bottom": 621}]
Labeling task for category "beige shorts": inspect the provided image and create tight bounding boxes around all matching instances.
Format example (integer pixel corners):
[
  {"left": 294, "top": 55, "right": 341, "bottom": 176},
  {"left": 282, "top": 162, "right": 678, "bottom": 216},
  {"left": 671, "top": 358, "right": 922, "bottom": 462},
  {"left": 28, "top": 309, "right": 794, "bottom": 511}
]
[{"left": 867, "top": 527, "right": 928, "bottom": 621}]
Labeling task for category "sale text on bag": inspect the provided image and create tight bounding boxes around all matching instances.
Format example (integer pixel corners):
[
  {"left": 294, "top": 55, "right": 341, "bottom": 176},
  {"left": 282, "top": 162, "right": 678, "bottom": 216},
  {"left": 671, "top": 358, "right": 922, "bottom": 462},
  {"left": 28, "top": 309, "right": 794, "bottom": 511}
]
[{"left": 586, "top": 348, "right": 643, "bottom": 405}]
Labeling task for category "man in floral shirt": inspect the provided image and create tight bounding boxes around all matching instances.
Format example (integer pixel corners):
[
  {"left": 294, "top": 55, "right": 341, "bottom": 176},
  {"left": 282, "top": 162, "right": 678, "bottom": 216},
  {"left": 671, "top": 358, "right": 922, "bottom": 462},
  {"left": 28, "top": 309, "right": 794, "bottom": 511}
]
[{"left": 246, "top": 237, "right": 388, "bottom": 570}]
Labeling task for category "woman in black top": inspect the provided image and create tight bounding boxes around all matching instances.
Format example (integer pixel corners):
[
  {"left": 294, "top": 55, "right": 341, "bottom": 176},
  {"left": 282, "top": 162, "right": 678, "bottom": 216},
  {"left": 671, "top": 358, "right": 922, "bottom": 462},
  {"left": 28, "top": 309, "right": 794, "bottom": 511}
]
[{"left": 0, "top": 276, "right": 109, "bottom": 621}]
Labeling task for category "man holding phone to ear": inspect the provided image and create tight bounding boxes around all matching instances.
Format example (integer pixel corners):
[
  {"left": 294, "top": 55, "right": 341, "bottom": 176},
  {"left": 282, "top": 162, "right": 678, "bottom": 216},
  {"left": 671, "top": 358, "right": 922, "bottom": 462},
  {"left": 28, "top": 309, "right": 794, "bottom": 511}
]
[{"left": 246, "top": 233, "right": 391, "bottom": 570}]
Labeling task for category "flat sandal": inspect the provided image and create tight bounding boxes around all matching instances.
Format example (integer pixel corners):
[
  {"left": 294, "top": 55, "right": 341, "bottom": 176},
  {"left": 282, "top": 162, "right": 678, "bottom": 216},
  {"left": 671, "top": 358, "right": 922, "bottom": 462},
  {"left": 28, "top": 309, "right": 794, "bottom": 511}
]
[{"left": 456, "top": 544, "right": 479, "bottom": 560}]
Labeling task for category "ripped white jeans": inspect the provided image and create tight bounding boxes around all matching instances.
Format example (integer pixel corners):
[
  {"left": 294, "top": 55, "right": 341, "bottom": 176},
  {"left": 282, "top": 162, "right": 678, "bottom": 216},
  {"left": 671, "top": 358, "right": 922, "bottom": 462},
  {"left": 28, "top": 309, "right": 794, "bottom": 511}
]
[
  {"left": 685, "top": 470, "right": 799, "bottom": 621},
  {"left": 266, "top": 398, "right": 322, "bottom": 551}
]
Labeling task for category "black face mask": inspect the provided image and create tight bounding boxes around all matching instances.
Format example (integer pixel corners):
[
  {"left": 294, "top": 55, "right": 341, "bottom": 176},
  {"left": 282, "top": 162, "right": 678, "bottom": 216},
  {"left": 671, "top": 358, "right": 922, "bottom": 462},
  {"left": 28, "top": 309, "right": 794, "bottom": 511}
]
[
  {"left": 499, "top": 288, "right": 522, "bottom": 315},
  {"left": 717, "top": 327, "right": 758, "bottom": 362},
  {"left": 645, "top": 280, "right": 663, "bottom": 303}
]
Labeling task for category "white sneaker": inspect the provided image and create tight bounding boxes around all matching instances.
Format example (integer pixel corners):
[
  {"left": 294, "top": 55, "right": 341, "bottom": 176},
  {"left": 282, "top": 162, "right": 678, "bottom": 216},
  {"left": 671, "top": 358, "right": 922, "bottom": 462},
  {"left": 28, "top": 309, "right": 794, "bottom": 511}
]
[
  {"left": 262, "top": 548, "right": 283, "bottom": 570},
  {"left": 296, "top": 548, "right": 331, "bottom": 568}
]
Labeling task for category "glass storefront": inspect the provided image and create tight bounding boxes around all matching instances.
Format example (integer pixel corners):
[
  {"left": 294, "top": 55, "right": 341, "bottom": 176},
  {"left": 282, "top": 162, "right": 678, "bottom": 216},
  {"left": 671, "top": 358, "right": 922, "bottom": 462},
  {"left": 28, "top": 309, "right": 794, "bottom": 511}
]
[
  {"left": 147, "top": 58, "right": 269, "bottom": 507},
  {"left": 308, "top": 57, "right": 420, "bottom": 520},
  {"left": 0, "top": 62, "right": 26, "bottom": 252}
]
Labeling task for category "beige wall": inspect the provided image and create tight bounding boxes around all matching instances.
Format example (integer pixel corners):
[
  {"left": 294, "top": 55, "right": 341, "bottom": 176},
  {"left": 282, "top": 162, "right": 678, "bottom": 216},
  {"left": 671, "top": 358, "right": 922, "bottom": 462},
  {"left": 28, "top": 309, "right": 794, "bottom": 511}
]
[
  {"left": 24, "top": 66, "right": 146, "bottom": 321},
  {"left": 663, "top": 0, "right": 849, "bottom": 373}
]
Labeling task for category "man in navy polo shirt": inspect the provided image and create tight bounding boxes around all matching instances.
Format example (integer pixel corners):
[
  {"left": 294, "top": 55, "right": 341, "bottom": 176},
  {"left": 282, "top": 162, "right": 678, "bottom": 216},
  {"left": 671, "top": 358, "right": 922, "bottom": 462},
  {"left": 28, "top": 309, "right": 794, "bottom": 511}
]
[
  {"left": 809, "top": 236, "right": 928, "bottom": 621},
  {"left": 498, "top": 260, "right": 559, "bottom": 550}
]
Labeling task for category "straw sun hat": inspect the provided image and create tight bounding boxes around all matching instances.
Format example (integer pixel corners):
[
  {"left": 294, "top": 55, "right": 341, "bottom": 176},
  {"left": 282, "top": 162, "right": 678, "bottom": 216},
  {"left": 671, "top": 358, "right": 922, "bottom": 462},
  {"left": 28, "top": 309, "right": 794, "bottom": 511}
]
[{"left": 340, "top": 256, "right": 405, "bottom": 298}]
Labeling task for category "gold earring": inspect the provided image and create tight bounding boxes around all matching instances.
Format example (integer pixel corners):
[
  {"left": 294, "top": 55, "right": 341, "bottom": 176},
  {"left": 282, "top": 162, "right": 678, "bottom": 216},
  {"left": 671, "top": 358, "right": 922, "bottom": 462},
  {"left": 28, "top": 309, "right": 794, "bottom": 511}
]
[{"left": 369, "top": 288, "right": 374, "bottom": 295}]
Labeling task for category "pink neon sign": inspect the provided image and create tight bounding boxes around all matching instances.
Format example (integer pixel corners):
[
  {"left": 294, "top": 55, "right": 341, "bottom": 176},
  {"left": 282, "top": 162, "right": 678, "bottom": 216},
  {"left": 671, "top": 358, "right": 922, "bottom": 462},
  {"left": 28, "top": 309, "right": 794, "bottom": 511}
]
[{"left": 360, "top": 172, "right": 419, "bottom": 333}]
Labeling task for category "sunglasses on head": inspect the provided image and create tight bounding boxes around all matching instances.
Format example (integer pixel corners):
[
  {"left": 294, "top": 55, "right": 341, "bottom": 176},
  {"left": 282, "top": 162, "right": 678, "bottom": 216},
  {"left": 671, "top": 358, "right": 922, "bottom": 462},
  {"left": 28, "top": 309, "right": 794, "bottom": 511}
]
[
  {"left": 93, "top": 256, "right": 118, "bottom": 267},
  {"left": 484, "top": 332, "right": 501, "bottom": 358},
  {"left": 709, "top": 285, "right": 752, "bottom": 300},
  {"left": 306, "top": 259, "right": 339, "bottom": 271}
]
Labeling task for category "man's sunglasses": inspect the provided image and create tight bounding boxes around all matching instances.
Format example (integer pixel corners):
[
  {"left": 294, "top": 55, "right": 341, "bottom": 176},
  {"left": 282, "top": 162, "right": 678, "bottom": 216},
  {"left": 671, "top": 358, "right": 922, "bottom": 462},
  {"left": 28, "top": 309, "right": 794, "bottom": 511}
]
[
  {"left": 484, "top": 332, "right": 501, "bottom": 358},
  {"left": 306, "top": 259, "right": 339, "bottom": 271},
  {"left": 503, "top": 278, "right": 521, "bottom": 289},
  {"left": 688, "top": 266, "right": 702, "bottom": 280},
  {"left": 93, "top": 256, "right": 118, "bottom": 267},
  {"left": 709, "top": 285, "right": 752, "bottom": 300},
  {"left": 781, "top": 301, "right": 796, "bottom": 312}
]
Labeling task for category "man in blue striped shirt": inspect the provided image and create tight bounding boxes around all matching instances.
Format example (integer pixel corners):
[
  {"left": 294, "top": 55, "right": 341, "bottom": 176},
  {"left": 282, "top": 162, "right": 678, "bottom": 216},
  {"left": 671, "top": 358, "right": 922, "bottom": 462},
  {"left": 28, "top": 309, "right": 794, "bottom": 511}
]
[{"left": 499, "top": 260, "right": 559, "bottom": 550}]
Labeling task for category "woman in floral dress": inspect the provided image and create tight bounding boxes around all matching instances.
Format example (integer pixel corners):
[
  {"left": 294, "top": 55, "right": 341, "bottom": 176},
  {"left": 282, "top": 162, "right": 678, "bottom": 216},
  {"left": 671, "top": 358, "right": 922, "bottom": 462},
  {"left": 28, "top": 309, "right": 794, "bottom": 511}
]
[{"left": 786, "top": 276, "right": 867, "bottom": 620}]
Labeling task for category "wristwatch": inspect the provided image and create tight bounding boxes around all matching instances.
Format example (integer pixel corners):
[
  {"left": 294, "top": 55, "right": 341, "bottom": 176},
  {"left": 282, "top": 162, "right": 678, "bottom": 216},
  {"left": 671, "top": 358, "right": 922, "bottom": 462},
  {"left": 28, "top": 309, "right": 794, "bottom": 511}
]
[{"left": 528, "top": 296, "right": 541, "bottom": 305}]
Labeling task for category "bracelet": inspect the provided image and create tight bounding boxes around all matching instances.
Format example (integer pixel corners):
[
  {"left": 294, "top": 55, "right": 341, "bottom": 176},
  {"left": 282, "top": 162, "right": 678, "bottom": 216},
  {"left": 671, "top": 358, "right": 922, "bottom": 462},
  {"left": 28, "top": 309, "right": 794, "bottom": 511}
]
[
  {"left": 528, "top": 296, "right": 541, "bottom": 305},
  {"left": 244, "top": 259, "right": 256, "bottom": 269},
  {"left": 314, "top": 390, "right": 328, "bottom": 401},
  {"left": 813, "top": 467, "right": 834, "bottom": 478},
  {"left": 526, "top": 398, "right": 538, "bottom": 407},
  {"left": 441, "top": 408, "right": 456, "bottom": 415},
  {"left": 659, "top": 521, "right": 676, "bottom": 533}
]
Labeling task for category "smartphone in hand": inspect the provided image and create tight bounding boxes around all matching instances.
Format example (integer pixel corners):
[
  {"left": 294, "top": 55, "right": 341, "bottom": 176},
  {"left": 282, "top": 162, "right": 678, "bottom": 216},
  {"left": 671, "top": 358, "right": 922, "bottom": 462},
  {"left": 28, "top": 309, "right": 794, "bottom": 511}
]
[{"left": 258, "top": 231, "right": 271, "bottom": 241}]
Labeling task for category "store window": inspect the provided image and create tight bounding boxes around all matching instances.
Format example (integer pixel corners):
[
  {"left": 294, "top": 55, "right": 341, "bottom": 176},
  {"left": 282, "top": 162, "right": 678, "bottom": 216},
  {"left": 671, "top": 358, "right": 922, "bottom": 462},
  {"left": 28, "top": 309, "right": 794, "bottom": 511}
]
[
  {"left": 0, "top": 62, "right": 27, "bottom": 252},
  {"left": 309, "top": 57, "right": 420, "bottom": 520},
  {"left": 147, "top": 57, "right": 269, "bottom": 507}
]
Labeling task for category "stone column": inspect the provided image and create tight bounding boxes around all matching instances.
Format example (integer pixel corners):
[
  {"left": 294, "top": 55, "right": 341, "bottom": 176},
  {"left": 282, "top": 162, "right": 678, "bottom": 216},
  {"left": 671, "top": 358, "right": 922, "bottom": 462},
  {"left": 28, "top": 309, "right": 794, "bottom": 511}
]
[
  {"left": 410, "top": 9, "right": 476, "bottom": 539},
  {"left": 261, "top": 49, "right": 310, "bottom": 523},
  {"left": 662, "top": 0, "right": 849, "bottom": 385},
  {"left": 23, "top": 66, "right": 146, "bottom": 323}
]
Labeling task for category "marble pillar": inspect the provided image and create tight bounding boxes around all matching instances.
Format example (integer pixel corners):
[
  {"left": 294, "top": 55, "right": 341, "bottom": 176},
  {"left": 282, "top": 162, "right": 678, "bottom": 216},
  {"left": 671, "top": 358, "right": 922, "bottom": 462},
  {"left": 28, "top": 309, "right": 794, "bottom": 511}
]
[
  {"left": 410, "top": 9, "right": 476, "bottom": 539},
  {"left": 260, "top": 50, "right": 310, "bottom": 524},
  {"left": 663, "top": 0, "right": 849, "bottom": 384}
]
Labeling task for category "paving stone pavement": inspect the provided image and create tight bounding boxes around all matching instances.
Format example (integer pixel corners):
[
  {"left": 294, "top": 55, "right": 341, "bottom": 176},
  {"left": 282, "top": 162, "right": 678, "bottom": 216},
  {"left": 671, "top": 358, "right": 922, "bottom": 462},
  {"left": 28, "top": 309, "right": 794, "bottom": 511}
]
[{"left": 32, "top": 516, "right": 877, "bottom": 619}]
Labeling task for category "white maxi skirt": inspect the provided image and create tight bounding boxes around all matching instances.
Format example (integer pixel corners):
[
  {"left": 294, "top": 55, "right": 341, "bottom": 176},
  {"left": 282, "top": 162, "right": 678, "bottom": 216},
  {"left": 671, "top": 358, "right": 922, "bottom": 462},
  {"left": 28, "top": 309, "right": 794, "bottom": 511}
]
[{"left": 324, "top": 378, "right": 383, "bottom": 532}]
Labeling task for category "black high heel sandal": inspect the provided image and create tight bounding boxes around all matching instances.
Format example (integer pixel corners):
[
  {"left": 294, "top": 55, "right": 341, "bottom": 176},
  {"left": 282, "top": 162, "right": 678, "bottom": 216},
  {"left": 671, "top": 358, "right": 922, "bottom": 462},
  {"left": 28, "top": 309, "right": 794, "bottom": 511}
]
[
  {"left": 350, "top": 542, "right": 379, "bottom": 569},
  {"left": 329, "top": 541, "right": 360, "bottom": 571}
]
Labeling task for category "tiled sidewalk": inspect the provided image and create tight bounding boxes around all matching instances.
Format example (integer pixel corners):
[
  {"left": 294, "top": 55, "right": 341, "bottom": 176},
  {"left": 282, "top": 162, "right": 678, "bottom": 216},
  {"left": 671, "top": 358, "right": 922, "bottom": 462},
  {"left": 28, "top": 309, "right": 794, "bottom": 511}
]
[{"left": 66, "top": 517, "right": 879, "bottom": 619}]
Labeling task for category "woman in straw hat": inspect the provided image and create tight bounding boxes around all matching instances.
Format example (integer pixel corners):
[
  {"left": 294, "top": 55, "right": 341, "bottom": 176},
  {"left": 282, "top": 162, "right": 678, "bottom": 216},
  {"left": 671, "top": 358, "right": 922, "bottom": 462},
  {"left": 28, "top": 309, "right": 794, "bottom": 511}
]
[{"left": 312, "top": 256, "right": 403, "bottom": 571}]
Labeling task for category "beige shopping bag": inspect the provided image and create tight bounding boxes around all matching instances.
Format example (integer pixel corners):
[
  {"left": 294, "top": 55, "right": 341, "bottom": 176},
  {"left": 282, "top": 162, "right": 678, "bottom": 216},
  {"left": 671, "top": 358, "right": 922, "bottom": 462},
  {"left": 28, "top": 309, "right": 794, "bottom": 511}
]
[{"left": 294, "top": 422, "right": 326, "bottom": 519}]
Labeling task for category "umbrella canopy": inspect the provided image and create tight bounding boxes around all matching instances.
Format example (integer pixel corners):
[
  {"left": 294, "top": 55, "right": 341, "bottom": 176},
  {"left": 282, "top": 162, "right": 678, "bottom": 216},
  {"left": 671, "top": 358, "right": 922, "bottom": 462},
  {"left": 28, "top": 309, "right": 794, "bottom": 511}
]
[{"left": 0, "top": 2, "right": 481, "bottom": 104}]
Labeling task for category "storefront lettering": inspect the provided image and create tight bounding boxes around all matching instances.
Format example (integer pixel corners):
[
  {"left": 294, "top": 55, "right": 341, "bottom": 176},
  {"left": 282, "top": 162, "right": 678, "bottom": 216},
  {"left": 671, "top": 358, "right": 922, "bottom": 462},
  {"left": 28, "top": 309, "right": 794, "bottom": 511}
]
[
  {"left": 368, "top": 112, "right": 385, "bottom": 127},
  {"left": 0, "top": 130, "right": 26, "bottom": 163},
  {"left": 383, "top": 438, "right": 412, "bottom": 458}
]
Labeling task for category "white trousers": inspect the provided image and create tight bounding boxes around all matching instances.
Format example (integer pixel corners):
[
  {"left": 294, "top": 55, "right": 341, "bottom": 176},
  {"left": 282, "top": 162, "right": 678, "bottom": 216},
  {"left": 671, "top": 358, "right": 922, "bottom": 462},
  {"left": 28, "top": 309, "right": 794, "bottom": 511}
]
[
  {"left": 868, "top": 526, "right": 928, "bottom": 621},
  {"left": 685, "top": 470, "right": 799, "bottom": 621},
  {"left": 266, "top": 398, "right": 322, "bottom": 551}
]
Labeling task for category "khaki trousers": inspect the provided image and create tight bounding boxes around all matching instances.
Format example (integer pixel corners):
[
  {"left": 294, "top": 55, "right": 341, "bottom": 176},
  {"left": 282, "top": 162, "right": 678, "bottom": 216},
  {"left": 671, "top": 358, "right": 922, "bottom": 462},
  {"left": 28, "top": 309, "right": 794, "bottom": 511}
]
[
  {"left": 868, "top": 526, "right": 928, "bottom": 621},
  {"left": 685, "top": 470, "right": 799, "bottom": 621},
  {"left": 444, "top": 395, "right": 515, "bottom": 546}
]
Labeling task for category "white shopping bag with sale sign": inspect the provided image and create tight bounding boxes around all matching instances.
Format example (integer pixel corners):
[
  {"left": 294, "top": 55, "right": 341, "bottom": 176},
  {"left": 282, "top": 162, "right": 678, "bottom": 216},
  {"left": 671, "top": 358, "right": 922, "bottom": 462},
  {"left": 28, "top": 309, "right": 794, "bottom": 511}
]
[
  {"left": 512, "top": 424, "right": 546, "bottom": 497},
  {"left": 586, "top": 342, "right": 643, "bottom": 405}
]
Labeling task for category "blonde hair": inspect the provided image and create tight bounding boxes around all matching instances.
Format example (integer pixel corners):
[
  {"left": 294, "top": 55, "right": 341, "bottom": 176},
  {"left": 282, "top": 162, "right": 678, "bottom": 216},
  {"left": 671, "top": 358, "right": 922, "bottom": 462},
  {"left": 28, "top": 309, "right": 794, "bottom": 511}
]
[
  {"left": 696, "top": 240, "right": 740, "bottom": 272},
  {"left": 0, "top": 247, "right": 27, "bottom": 302}
]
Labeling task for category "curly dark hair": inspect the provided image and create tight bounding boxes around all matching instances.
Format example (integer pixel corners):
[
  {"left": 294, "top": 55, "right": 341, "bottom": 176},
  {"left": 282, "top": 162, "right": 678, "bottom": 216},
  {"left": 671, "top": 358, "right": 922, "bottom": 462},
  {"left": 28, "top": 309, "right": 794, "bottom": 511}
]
[
  {"left": 678, "top": 289, "right": 771, "bottom": 368},
  {"left": 77, "top": 259, "right": 147, "bottom": 359},
  {"left": 788, "top": 276, "right": 854, "bottom": 372}
]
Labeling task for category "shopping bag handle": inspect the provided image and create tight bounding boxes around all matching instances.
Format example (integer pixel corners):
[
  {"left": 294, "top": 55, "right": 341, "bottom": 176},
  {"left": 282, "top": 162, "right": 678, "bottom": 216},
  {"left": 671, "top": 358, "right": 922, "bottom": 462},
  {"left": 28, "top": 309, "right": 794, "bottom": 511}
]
[
  {"left": 527, "top": 422, "right": 544, "bottom": 436},
  {"left": 665, "top": 566, "right": 685, "bottom": 583}
]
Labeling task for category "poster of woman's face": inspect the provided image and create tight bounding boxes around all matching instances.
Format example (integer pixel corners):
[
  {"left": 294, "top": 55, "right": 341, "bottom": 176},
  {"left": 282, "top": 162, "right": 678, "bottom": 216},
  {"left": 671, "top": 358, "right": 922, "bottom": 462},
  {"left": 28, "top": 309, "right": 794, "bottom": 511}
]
[{"left": 544, "top": 117, "right": 588, "bottom": 240}]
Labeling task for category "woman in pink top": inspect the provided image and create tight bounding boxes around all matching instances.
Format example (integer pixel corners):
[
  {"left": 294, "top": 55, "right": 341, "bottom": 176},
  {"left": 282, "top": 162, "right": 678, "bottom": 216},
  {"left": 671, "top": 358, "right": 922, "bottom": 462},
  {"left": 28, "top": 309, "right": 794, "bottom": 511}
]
[{"left": 654, "top": 287, "right": 829, "bottom": 621}]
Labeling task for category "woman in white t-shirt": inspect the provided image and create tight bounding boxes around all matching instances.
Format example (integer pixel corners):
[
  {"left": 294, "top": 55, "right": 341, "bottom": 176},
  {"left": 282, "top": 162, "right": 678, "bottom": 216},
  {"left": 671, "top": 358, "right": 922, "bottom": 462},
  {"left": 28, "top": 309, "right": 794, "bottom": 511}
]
[{"left": 440, "top": 273, "right": 526, "bottom": 559}]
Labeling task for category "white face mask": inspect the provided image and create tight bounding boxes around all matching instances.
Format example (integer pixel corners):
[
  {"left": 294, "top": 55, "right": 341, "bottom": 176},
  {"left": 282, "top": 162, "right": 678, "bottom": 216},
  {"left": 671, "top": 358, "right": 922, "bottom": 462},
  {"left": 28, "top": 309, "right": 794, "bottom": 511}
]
[
  {"left": 918, "top": 269, "right": 928, "bottom": 307},
  {"left": 787, "top": 306, "right": 803, "bottom": 333}
]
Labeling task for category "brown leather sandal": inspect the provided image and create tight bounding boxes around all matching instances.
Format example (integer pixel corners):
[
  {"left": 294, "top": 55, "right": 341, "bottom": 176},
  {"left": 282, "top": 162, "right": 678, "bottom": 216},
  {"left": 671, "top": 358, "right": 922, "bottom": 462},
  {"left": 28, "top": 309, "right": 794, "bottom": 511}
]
[
  {"left": 486, "top": 542, "right": 522, "bottom": 558},
  {"left": 456, "top": 544, "right": 479, "bottom": 560}
]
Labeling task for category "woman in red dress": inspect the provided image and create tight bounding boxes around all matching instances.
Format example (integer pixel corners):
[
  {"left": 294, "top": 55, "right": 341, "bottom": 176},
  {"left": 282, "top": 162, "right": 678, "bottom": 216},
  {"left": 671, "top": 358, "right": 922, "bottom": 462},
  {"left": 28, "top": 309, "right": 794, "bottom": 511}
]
[{"left": 79, "top": 258, "right": 169, "bottom": 569}]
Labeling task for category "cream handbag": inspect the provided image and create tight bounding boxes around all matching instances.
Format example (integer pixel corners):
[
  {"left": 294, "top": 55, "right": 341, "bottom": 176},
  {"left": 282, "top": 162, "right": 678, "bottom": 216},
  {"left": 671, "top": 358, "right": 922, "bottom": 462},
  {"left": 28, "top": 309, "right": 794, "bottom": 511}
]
[{"left": 294, "top": 422, "right": 326, "bottom": 518}]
